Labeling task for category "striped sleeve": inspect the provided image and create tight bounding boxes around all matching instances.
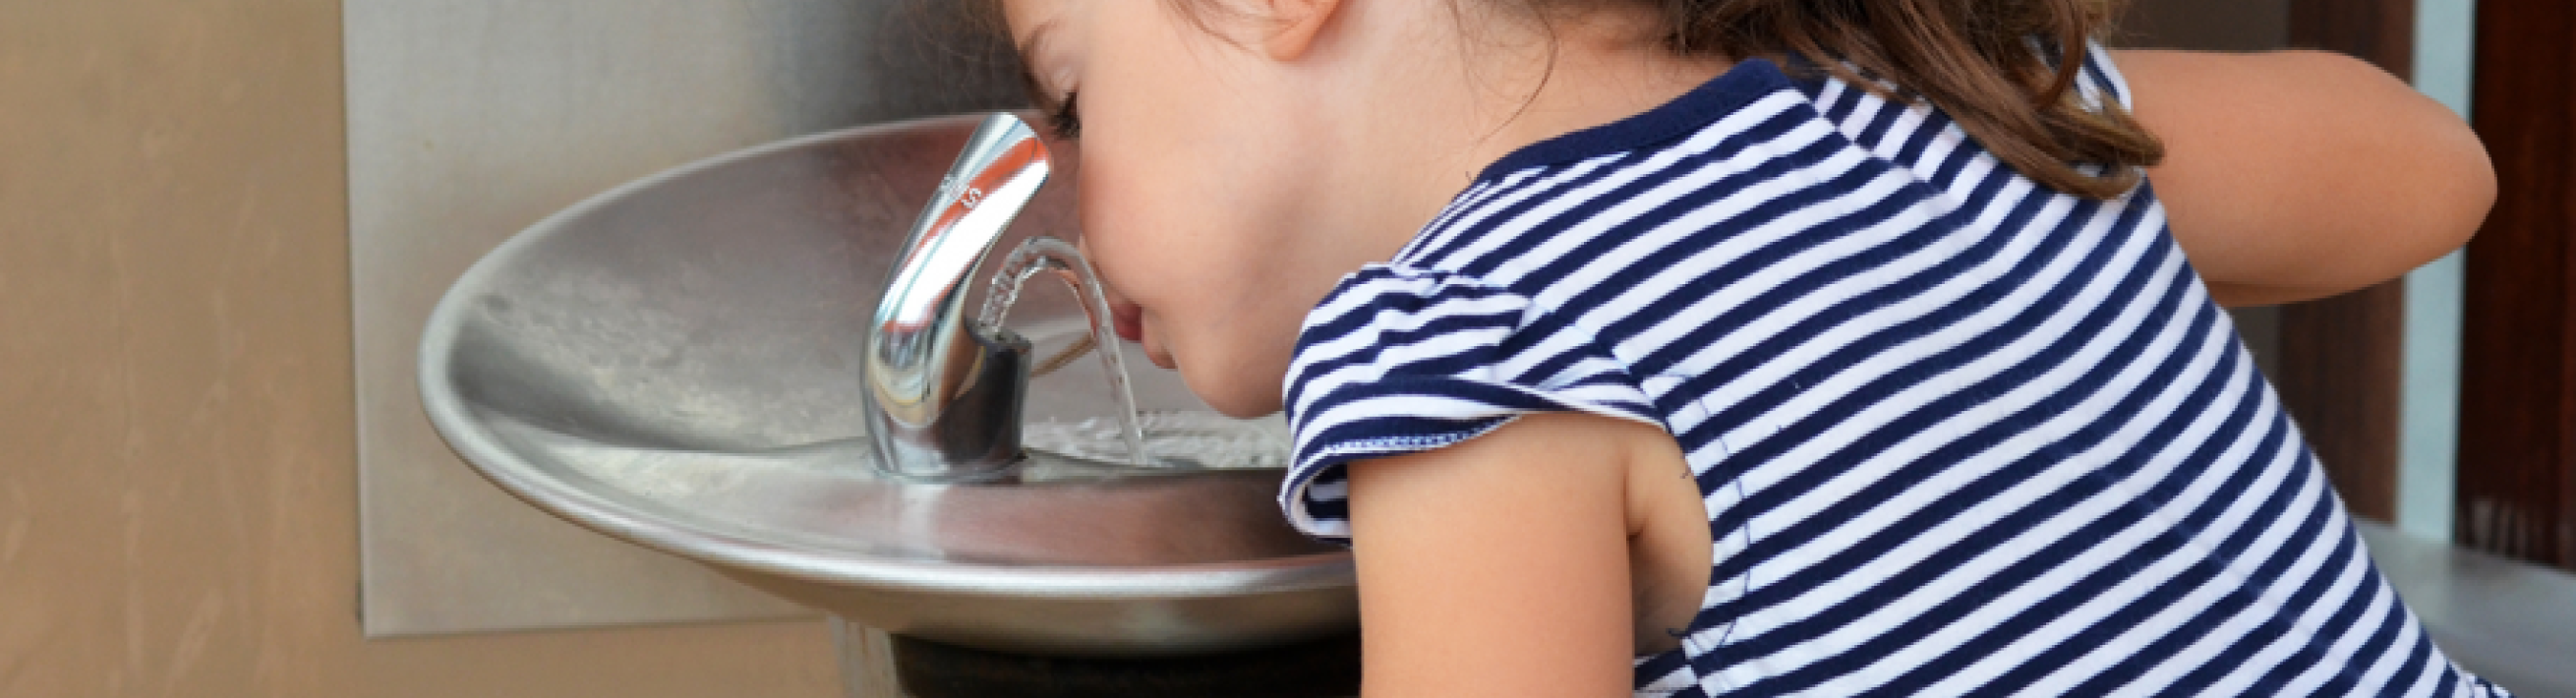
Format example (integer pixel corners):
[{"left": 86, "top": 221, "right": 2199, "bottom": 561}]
[{"left": 1278, "top": 265, "right": 1662, "bottom": 543}]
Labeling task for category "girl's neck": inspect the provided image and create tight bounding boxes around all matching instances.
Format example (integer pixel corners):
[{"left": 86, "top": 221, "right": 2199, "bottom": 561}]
[
  {"left": 1310, "top": 3, "right": 1731, "bottom": 262},
  {"left": 1461, "top": 13, "right": 1734, "bottom": 174}
]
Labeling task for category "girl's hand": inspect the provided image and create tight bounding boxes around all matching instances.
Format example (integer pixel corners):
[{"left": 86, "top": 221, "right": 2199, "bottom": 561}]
[
  {"left": 2116, "top": 49, "right": 2495, "bottom": 308},
  {"left": 1346, "top": 412, "right": 1679, "bottom": 698}
]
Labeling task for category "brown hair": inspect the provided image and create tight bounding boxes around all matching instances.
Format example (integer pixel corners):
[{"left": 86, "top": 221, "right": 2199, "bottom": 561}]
[
  {"left": 969, "top": 0, "right": 2165, "bottom": 200},
  {"left": 1650, "top": 0, "right": 2163, "bottom": 199}
]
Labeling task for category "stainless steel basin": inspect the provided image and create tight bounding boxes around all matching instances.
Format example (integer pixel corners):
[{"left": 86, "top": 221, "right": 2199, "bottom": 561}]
[{"left": 419, "top": 114, "right": 1356, "bottom": 657}]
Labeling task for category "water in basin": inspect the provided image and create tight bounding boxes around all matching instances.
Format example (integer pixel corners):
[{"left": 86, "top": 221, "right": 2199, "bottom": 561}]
[{"left": 1025, "top": 410, "right": 1291, "bottom": 471}]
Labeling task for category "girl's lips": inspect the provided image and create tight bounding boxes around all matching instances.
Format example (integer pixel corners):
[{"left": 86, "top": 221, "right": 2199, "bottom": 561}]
[{"left": 1111, "top": 301, "right": 1144, "bottom": 342}]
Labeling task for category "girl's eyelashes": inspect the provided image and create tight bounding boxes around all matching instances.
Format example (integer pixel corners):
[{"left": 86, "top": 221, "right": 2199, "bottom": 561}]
[{"left": 1047, "top": 91, "right": 1082, "bottom": 140}]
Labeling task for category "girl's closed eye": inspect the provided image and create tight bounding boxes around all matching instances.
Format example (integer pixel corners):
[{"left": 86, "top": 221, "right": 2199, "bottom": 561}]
[{"left": 1046, "top": 90, "right": 1081, "bottom": 140}]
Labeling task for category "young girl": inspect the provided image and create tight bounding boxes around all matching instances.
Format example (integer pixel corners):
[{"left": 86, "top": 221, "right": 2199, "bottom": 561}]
[{"left": 991, "top": 0, "right": 2500, "bottom": 695}]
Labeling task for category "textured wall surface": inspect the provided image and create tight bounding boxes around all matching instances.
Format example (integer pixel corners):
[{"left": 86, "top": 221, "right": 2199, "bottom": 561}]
[{"left": 0, "top": 1, "right": 840, "bottom": 695}]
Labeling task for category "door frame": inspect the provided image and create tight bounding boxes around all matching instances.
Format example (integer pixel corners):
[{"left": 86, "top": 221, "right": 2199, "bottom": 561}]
[{"left": 2458, "top": 0, "right": 2576, "bottom": 568}]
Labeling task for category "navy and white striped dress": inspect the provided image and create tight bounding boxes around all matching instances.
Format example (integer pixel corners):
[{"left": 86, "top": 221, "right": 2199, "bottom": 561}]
[{"left": 1281, "top": 45, "right": 2509, "bottom": 696}]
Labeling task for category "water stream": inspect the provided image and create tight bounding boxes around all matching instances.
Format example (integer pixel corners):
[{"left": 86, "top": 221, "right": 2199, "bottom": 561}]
[{"left": 978, "top": 236, "right": 1151, "bottom": 467}]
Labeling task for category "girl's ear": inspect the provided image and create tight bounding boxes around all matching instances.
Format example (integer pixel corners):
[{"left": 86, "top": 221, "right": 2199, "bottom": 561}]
[{"left": 1260, "top": 0, "right": 1344, "bottom": 61}]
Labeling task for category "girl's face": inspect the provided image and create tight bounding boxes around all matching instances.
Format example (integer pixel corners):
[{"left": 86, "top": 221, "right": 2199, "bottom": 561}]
[{"left": 1002, "top": 0, "right": 1356, "bottom": 418}]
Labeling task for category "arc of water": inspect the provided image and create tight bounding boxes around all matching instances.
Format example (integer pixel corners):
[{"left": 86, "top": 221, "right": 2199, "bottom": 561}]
[{"left": 979, "top": 236, "right": 1150, "bottom": 467}]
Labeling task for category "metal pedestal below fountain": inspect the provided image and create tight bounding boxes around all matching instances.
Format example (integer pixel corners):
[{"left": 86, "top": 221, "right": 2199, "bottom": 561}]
[{"left": 889, "top": 631, "right": 1360, "bottom": 698}]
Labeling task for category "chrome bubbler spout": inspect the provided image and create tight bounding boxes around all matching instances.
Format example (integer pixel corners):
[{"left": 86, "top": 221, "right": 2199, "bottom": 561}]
[{"left": 862, "top": 113, "right": 1051, "bottom": 481}]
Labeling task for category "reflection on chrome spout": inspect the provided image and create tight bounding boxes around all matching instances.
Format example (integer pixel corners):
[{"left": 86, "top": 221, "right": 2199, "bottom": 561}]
[{"left": 862, "top": 113, "right": 1051, "bottom": 482}]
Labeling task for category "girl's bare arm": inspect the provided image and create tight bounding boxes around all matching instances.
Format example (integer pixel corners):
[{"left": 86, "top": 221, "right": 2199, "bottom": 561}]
[
  {"left": 1345, "top": 412, "right": 1661, "bottom": 697},
  {"left": 2115, "top": 49, "right": 2495, "bottom": 308}
]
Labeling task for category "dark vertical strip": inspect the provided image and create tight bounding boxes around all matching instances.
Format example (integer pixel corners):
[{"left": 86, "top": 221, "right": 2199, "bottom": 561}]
[
  {"left": 2458, "top": 0, "right": 2576, "bottom": 568},
  {"left": 2273, "top": 0, "right": 2416, "bottom": 523},
  {"left": 2273, "top": 285, "right": 2404, "bottom": 522},
  {"left": 2289, "top": 0, "right": 2419, "bottom": 78}
]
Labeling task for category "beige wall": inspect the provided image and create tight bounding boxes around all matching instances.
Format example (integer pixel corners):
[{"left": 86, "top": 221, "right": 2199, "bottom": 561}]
[{"left": 0, "top": 2, "right": 840, "bottom": 696}]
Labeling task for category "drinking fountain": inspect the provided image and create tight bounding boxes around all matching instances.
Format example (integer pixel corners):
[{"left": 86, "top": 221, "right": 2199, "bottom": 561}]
[{"left": 419, "top": 113, "right": 1360, "bottom": 696}]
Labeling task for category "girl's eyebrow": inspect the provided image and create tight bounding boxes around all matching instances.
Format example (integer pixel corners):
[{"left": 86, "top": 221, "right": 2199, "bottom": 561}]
[{"left": 1015, "top": 21, "right": 1064, "bottom": 110}]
